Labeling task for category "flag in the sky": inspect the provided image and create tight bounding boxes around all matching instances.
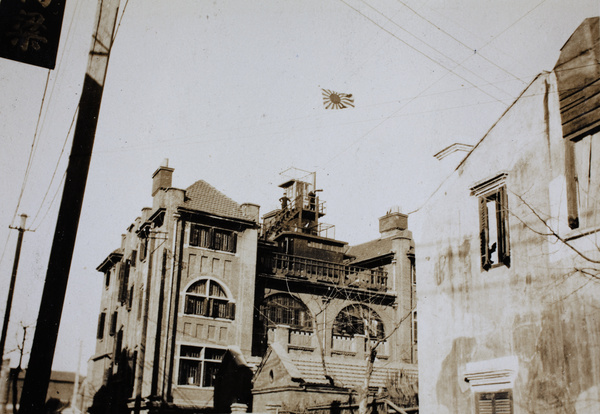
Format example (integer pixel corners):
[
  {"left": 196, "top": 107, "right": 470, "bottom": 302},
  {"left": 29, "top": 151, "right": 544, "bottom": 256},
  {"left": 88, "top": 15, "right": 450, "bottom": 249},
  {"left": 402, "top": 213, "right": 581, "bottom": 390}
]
[{"left": 322, "top": 88, "right": 354, "bottom": 109}]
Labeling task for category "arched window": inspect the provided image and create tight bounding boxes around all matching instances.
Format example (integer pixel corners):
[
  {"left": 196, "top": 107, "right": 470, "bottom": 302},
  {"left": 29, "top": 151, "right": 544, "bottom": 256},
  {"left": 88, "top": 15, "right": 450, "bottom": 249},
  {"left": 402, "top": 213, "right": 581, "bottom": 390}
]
[
  {"left": 259, "top": 294, "right": 312, "bottom": 331},
  {"left": 184, "top": 278, "right": 235, "bottom": 320},
  {"left": 333, "top": 304, "right": 384, "bottom": 339}
]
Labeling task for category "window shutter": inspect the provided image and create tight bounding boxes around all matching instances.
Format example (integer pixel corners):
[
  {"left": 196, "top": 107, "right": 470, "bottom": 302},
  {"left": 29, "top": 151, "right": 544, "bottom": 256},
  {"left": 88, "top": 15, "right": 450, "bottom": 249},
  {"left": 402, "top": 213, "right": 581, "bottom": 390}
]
[
  {"left": 479, "top": 197, "right": 491, "bottom": 270},
  {"left": 476, "top": 391, "right": 512, "bottom": 414},
  {"left": 498, "top": 187, "right": 511, "bottom": 267},
  {"left": 190, "top": 225, "right": 198, "bottom": 246},
  {"left": 227, "top": 302, "right": 235, "bottom": 319},
  {"left": 477, "top": 394, "right": 493, "bottom": 414},
  {"left": 97, "top": 312, "right": 106, "bottom": 339},
  {"left": 232, "top": 232, "right": 237, "bottom": 253},
  {"left": 205, "top": 298, "right": 213, "bottom": 317}
]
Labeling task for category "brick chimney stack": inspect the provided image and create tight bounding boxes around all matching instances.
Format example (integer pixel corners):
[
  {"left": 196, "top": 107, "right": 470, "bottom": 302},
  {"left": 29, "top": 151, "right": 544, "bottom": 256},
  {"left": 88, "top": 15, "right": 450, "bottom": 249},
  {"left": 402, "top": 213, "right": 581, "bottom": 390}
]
[
  {"left": 379, "top": 206, "right": 408, "bottom": 237},
  {"left": 152, "top": 159, "right": 174, "bottom": 196}
]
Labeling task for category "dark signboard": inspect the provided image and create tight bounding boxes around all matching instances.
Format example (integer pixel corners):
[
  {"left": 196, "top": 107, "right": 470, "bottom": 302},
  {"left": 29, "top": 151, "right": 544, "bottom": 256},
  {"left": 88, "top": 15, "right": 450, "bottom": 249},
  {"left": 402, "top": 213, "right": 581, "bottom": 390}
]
[{"left": 0, "top": 0, "right": 66, "bottom": 69}]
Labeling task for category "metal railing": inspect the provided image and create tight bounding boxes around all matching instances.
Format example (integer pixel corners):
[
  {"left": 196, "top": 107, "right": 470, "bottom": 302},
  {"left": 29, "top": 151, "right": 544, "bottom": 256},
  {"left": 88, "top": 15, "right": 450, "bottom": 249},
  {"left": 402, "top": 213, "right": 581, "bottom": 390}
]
[{"left": 260, "top": 253, "right": 388, "bottom": 291}]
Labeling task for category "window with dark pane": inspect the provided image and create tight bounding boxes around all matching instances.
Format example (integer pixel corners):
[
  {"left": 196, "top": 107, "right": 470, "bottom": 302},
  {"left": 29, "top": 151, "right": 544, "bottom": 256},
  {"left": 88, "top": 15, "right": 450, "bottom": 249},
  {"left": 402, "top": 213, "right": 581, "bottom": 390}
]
[
  {"left": 478, "top": 186, "right": 510, "bottom": 270},
  {"left": 259, "top": 294, "right": 313, "bottom": 331},
  {"left": 189, "top": 224, "right": 237, "bottom": 253},
  {"left": 332, "top": 304, "right": 385, "bottom": 339},
  {"left": 177, "top": 346, "right": 226, "bottom": 388},
  {"left": 183, "top": 278, "right": 235, "bottom": 319}
]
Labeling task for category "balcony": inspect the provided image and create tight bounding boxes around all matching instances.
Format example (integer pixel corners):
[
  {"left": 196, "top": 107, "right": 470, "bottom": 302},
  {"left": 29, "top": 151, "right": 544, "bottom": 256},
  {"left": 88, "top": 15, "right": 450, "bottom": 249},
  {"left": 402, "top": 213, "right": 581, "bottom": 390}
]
[{"left": 259, "top": 253, "right": 388, "bottom": 291}]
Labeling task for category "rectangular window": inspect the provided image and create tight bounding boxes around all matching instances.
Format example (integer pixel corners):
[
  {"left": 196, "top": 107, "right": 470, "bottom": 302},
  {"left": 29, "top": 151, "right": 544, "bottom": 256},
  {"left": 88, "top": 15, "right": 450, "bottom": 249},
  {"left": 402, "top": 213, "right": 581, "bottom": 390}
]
[
  {"left": 566, "top": 132, "right": 600, "bottom": 230},
  {"left": 477, "top": 186, "right": 510, "bottom": 270},
  {"left": 140, "top": 238, "right": 148, "bottom": 261},
  {"left": 189, "top": 225, "right": 237, "bottom": 253},
  {"left": 177, "top": 345, "right": 226, "bottom": 388},
  {"left": 104, "top": 271, "right": 110, "bottom": 288},
  {"left": 109, "top": 311, "right": 117, "bottom": 336},
  {"left": 412, "top": 310, "right": 417, "bottom": 345},
  {"left": 137, "top": 286, "right": 144, "bottom": 321},
  {"left": 118, "top": 260, "right": 131, "bottom": 304},
  {"left": 97, "top": 312, "right": 106, "bottom": 339},
  {"left": 130, "top": 250, "right": 137, "bottom": 267},
  {"left": 127, "top": 285, "right": 134, "bottom": 311},
  {"left": 476, "top": 390, "right": 513, "bottom": 414}
]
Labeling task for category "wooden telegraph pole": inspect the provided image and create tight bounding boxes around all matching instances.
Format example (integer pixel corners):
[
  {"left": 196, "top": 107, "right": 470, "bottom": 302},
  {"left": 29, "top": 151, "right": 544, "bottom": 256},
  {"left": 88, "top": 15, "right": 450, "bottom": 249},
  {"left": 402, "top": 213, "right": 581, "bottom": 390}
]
[
  {"left": 18, "top": 1, "right": 121, "bottom": 412},
  {"left": 0, "top": 215, "right": 28, "bottom": 364}
]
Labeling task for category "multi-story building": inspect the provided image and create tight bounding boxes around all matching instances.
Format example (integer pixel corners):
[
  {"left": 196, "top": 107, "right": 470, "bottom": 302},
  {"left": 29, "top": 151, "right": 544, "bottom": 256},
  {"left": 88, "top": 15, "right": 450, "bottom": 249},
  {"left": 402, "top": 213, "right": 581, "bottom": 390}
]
[
  {"left": 250, "top": 169, "right": 417, "bottom": 412},
  {"left": 86, "top": 166, "right": 418, "bottom": 413},
  {"left": 87, "top": 163, "right": 260, "bottom": 413},
  {"left": 415, "top": 17, "right": 600, "bottom": 414}
]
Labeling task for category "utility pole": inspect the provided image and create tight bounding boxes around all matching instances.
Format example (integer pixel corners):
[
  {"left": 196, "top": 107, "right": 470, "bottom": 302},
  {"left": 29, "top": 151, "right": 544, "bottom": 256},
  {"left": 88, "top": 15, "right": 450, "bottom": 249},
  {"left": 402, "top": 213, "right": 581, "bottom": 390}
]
[
  {"left": 18, "top": 1, "right": 121, "bottom": 412},
  {"left": 0, "top": 214, "right": 28, "bottom": 364},
  {"left": 0, "top": 214, "right": 28, "bottom": 414},
  {"left": 70, "top": 341, "right": 82, "bottom": 412}
]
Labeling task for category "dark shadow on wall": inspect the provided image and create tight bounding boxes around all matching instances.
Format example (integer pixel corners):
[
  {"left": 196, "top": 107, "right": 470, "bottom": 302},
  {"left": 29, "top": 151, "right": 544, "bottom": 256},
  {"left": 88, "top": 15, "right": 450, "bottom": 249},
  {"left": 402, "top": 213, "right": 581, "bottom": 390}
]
[
  {"left": 435, "top": 337, "right": 476, "bottom": 413},
  {"left": 88, "top": 349, "right": 134, "bottom": 414}
]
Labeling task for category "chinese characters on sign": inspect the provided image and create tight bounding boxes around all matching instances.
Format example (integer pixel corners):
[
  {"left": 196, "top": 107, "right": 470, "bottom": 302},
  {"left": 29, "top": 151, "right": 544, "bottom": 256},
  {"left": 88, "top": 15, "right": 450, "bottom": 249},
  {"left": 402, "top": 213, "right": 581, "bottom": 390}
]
[{"left": 0, "top": 0, "right": 66, "bottom": 69}]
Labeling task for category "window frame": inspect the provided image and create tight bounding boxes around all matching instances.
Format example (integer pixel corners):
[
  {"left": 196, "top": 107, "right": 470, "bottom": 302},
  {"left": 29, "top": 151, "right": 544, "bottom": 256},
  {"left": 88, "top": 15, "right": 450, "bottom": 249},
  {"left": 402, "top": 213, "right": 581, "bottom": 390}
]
[
  {"left": 97, "top": 312, "right": 106, "bottom": 340},
  {"left": 471, "top": 174, "right": 510, "bottom": 271},
  {"left": 332, "top": 304, "right": 385, "bottom": 340},
  {"left": 565, "top": 131, "right": 599, "bottom": 230},
  {"left": 183, "top": 278, "right": 235, "bottom": 320},
  {"left": 189, "top": 224, "right": 237, "bottom": 254},
  {"left": 177, "top": 345, "right": 226, "bottom": 388},
  {"left": 259, "top": 294, "right": 313, "bottom": 332},
  {"left": 109, "top": 311, "right": 117, "bottom": 336}
]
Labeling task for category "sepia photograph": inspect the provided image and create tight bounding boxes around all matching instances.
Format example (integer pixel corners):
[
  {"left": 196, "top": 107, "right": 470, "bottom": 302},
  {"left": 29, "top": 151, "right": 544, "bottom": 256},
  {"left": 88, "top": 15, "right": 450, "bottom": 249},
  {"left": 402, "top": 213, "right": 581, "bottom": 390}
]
[{"left": 0, "top": 0, "right": 599, "bottom": 413}]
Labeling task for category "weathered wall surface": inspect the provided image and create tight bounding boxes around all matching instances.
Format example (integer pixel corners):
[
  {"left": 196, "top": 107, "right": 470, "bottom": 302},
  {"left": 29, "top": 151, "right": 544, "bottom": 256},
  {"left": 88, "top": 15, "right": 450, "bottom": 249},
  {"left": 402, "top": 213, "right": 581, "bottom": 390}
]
[{"left": 414, "top": 71, "right": 600, "bottom": 413}]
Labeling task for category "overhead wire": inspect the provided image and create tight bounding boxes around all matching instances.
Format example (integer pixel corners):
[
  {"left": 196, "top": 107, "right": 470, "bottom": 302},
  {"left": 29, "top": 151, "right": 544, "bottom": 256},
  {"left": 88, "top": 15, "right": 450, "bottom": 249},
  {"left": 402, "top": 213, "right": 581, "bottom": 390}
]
[
  {"left": 358, "top": 0, "right": 516, "bottom": 99},
  {"left": 478, "top": 0, "right": 550, "bottom": 51},
  {"left": 8, "top": 0, "right": 83, "bottom": 230},
  {"left": 393, "top": 0, "right": 528, "bottom": 85},
  {"left": 337, "top": 0, "right": 510, "bottom": 105},
  {"left": 9, "top": 70, "right": 52, "bottom": 229},
  {"left": 317, "top": 0, "right": 560, "bottom": 170},
  {"left": 30, "top": 107, "right": 79, "bottom": 230}
]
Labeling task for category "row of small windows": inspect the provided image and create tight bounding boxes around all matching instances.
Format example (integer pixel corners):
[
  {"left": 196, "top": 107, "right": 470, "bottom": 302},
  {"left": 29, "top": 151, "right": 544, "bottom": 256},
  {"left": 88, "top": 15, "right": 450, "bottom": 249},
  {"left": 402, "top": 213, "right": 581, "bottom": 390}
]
[
  {"left": 104, "top": 223, "right": 237, "bottom": 290},
  {"left": 189, "top": 225, "right": 237, "bottom": 253},
  {"left": 96, "top": 311, "right": 118, "bottom": 340}
]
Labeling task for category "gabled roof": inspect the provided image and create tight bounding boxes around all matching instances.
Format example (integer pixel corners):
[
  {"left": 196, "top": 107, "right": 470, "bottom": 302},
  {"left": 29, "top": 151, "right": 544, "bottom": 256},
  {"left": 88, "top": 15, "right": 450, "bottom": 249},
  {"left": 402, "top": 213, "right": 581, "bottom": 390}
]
[
  {"left": 182, "top": 180, "right": 246, "bottom": 220},
  {"left": 346, "top": 237, "right": 394, "bottom": 264},
  {"left": 260, "top": 343, "right": 417, "bottom": 389}
]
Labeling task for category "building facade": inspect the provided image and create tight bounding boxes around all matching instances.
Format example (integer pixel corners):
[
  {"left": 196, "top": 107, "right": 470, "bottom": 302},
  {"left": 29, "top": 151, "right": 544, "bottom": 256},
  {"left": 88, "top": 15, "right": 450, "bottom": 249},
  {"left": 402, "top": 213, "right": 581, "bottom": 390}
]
[
  {"left": 86, "top": 163, "right": 260, "bottom": 413},
  {"left": 86, "top": 167, "right": 418, "bottom": 413},
  {"left": 415, "top": 17, "right": 600, "bottom": 414}
]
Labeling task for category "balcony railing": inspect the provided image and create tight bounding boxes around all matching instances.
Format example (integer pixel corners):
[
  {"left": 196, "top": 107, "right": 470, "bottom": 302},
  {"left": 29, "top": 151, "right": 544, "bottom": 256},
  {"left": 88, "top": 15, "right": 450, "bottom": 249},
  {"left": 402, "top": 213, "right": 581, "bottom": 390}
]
[
  {"left": 331, "top": 334, "right": 389, "bottom": 358},
  {"left": 260, "top": 253, "right": 388, "bottom": 291},
  {"left": 267, "top": 326, "right": 316, "bottom": 352}
]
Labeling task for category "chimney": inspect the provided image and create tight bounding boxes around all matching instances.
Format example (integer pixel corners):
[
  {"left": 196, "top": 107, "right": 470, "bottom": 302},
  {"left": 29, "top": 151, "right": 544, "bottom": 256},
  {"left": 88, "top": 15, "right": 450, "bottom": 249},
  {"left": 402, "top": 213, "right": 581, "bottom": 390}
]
[
  {"left": 152, "top": 159, "right": 174, "bottom": 196},
  {"left": 379, "top": 206, "right": 408, "bottom": 237},
  {"left": 241, "top": 203, "right": 260, "bottom": 223}
]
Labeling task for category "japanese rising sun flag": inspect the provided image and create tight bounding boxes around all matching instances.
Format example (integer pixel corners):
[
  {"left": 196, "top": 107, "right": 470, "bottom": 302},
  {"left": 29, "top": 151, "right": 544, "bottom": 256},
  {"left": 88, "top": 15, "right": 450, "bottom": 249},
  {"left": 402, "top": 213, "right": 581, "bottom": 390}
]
[{"left": 322, "top": 88, "right": 355, "bottom": 109}]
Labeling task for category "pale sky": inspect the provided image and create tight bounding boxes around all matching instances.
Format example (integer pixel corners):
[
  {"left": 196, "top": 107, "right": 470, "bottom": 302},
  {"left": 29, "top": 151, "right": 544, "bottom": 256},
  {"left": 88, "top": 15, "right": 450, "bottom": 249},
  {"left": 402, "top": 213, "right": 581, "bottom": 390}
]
[{"left": 0, "top": 0, "right": 598, "bottom": 375}]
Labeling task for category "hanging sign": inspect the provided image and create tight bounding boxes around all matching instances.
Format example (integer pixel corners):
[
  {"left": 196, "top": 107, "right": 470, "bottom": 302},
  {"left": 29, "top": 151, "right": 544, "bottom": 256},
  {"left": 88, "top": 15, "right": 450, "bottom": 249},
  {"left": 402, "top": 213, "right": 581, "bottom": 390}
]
[{"left": 0, "top": 0, "right": 66, "bottom": 69}]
